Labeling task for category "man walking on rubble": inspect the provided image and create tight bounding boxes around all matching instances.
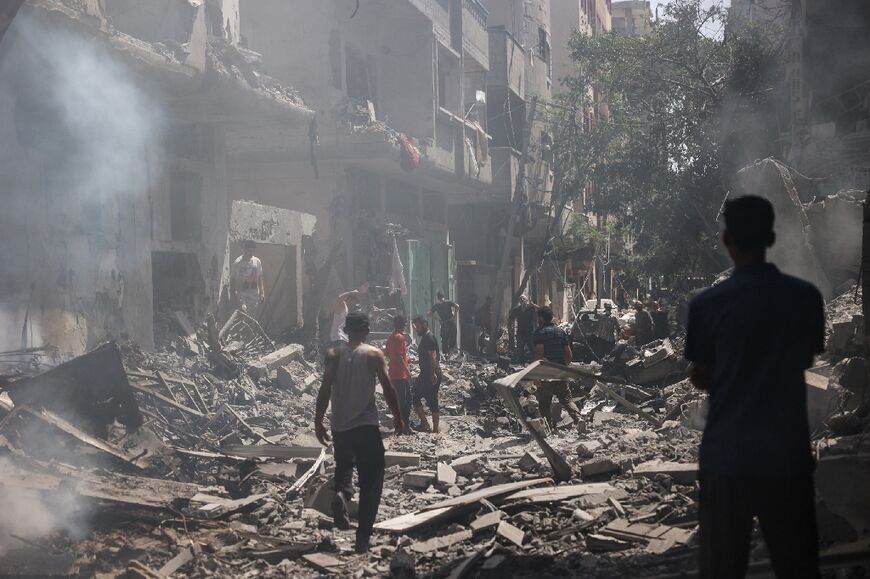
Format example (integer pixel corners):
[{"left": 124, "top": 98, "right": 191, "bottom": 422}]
[
  {"left": 412, "top": 315, "right": 442, "bottom": 433},
  {"left": 686, "top": 195, "right": 824, "bottom": 578},
  {"left": 591, "top": 302, "right": 620, "bottom": 359},
  {"left": 314, "top": 312, "right": 404, "bottom": 553},
  {"left": 385, "top": 314, "right": 413, "bottom": 434},
  {"left": 231, "top": 240, "right": 265, "bottom": 314},
  {"left": 430, "top": 290, "right": 460, "bottom": 355},
  {"left": 533, "top": 306, "right": 583, "bottom": 430}
]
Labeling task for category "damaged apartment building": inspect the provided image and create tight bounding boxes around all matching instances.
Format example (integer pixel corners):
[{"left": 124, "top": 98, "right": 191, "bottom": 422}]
[
  {"left": 0, "top": 0, "right": 603, "bottom": 354},
  {"left": 0, "top": 0, "right": 315, "bottom": 353}
]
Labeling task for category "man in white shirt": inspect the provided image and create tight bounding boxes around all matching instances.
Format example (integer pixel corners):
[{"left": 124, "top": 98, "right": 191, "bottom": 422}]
[{"left": 231, "top": 240, "right": 264, "bottom": 313}]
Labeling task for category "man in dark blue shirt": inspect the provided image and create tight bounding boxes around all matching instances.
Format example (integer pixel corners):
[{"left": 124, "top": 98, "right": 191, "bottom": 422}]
[
  {"left": 533, "top": 306, "right": 582, "bottom": 430},
  {"left": 686, "top": 195, "right": 824, "bottom": 578}
]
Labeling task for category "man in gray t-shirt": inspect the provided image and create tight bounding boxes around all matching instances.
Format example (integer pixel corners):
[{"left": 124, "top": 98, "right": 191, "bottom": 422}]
[{"left": 315, "top": 312, "right": 403, "bottom": 553}]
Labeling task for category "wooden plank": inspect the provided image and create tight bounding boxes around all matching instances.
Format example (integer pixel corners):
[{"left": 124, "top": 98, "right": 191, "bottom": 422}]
[
  {"left": 302, "top": 553, "right": 341, "bottom": 574},
  {"left": 373, "top": 506, "right": 455, "bottom": 533},
  {"left": 492, "top": 382, "right": 573, "bottom": 482},
  {"left": 158, "top": 547, "right": 193, "bottom": 576},
  {"left": 496, "top": 521, "right": 524, "bottom": 547},
  {"left": 502, "top": 482, "right": 626, "bottom": 505},
  {"left": 222, "top": 444, "right": 324, "bottom": 459},
  {"left": 421, "top": 478, "right": 553, "bottom": 511},
  {"left": 411, "top": 530, "right": 473, "bottom": 554},
  {"left": 20, "top": 406, "right": 142, "bottom": 466},
  {"left": 130, "top": 383, "right": 205, "bottom": 418}
]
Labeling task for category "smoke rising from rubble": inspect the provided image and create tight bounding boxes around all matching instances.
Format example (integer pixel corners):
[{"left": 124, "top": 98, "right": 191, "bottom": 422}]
[
  {"left": 1, "top": 12, "right": 161, "bottom": 200},
  {"left": 0, "top": 459, "right": 86, "bottom": 554}
]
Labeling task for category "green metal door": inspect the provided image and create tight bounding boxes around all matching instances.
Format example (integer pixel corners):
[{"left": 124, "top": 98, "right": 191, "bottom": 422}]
[{"left": 404, "top": 239, "right": 432, "bottom": 323}]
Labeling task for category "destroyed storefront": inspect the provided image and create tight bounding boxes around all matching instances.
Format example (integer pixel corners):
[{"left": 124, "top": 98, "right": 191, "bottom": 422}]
[{"left": 0, "top": 0, "right": 313, "bottom": 354}]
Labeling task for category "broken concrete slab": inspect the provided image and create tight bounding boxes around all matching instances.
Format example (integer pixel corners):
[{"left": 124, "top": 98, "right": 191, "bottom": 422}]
[
  {"left": 248, "top": 344, "right": 304, "bottom": 379},
  {"left": 517, "top": 452, "right": 543, "bottom": 471},
  {"left": 576, "top": 440, "right": 601, "bottom": 459},
  {"left": 503, "top": 482, "right": 627, "bottom": 506},
  {"left": 450, "top": 454, "right": 483, "bottom": 476},
  {"left": 302, "top": 552, "right": 342, "bottom": 573},
  {"left": 404, "top": 471, "right": 436, "bottom": 490},
  {"left": 437, "top": 463, "right": 457, "bottom": 486},
  {"left": 470, "top": 510, "right": 504, "bottom": 532},
  {"left": 276, "top": 366, "right": 299, "bottom": 392},
  {"left": 633, "top": 459, "right": 698, "bottom": 485},
  {"left": 385, "top": 451, "right": 421, "bottom": 468},
  {"left": 579, "top": 459, "right": 621, "bottom": 479},
  {"left": 410, "top": 529, "right": 472, "bottom": 554},
  {"left": 496, "top": 521, "right": 525, "bottom": 547},
  {"left": 642, "top": 339, "right": 674, "bottom": 367}
]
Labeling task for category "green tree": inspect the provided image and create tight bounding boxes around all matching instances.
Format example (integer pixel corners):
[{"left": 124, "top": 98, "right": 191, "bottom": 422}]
[{"left": 548, "top": 0, "right": 785, "bottom": 286}]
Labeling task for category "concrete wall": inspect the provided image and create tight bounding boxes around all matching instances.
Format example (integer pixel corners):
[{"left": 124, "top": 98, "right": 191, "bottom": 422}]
[{"left": 0, "top": 78, "right": 155, "bottom": 354}]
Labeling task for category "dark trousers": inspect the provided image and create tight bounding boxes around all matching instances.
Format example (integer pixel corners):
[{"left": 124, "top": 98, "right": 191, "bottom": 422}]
[
  {"left": 332, "top": 425, "right": 385, "bottom": 540},
  {"left": 514, "top": 333, "right": 533, "bottom": 363},
  {"left": 440, "top": 320, "right": 457, "bottom": 353},
  {"left": 535, "top": 381, "right": 581, "bottom": 428},
  {"left": 392, "top": 379, "right": 412, "bottom": 431},
  {"left": 699, "top": 472, "right": 820, "bottom": 579}
]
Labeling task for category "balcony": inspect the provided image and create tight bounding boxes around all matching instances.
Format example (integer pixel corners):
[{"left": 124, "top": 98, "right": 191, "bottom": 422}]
[
  {"left": 488, "top": 27, "right": 524, "bottom": 99},
  {"left": 462, "top": 0, "right": 489, "bottom": 70}
]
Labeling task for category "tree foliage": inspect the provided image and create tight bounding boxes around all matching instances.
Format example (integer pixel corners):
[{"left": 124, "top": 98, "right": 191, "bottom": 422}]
[{"left": 548, "top": 0, "right": 784, "bottom": 285}]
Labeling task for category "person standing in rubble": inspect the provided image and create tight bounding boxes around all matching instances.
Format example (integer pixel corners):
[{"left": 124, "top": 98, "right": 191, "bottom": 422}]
[
  {"left": 651, "top": 300, "right": 670, "bottom": 339},
  {"left": 686, "top": 195, "right": 824, "bottom": 578},
  {"left": 633, "top": 300, "right": 655, "bottom": 346},
  {"left": 412, "top": 316, "right": 442, "bottom": 433},
  {"left": 231, "top": 240, "right": 265, "bottom": 313},
  {"left": 314, "top": 312, "right": 404, "bottom": 553},
  {"left": 509, "top": 295, "right": 539, "bottom": 364},
  {"left": 385, "top": 314, "right": 413, "bottom": 435},
  {"left": 430, "top": 290, "right": 460, "bottom": 355},
  {"left": 591, "top": 302, "right": 620, "bottom": 359},
  {"left": 533, "top": 306, "right": 583, "bottom": 430}
]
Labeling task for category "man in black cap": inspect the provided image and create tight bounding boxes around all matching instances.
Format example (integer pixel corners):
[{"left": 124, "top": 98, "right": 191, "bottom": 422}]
[
  {"left": 314, "top": 312, "right": 404, "bottom": 552},
  {"left": 686, "top": 195, "right": 824, "bottom": 578}
]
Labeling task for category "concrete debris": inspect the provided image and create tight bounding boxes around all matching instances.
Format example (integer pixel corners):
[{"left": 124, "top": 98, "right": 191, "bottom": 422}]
[{"left": 0, "top": 283, "right": 864, "bottom": 578}]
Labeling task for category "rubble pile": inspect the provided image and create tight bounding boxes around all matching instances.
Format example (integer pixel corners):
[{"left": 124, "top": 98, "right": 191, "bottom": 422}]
[{"left": 0, "top": 291, "right": 868, "bottom": 577}]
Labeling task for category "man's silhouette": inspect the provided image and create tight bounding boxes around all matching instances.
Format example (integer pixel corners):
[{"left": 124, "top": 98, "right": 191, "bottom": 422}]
[{"left": 686, "top": 195, "right": 824, "bottom": 578}]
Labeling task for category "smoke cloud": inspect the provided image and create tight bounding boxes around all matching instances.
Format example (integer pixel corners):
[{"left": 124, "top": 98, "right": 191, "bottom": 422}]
[
  {"left": 1, "top": 11, "right": 161, "bottom": 200},
  {"left": 0, "top": 459, "right": 87, "bottom": 554}
]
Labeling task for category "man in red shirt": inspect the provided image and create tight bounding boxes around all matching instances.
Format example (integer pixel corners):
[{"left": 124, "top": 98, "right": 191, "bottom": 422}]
[{"left": 385, "top": 315, "right": 413, "bottom": 434}]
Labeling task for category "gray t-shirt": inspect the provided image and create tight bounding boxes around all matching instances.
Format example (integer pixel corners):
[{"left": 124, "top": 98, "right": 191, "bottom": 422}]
[{"left": 330, "top": 342, "right": 380, "bottom": 432}]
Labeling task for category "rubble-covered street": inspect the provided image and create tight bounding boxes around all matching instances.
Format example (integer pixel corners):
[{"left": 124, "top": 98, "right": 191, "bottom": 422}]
[
  {"left": 0, "top": 282, "right": 868, "bottom": 577},
  {"left": 2, "top": 0, "right": 870, "bottom": 577}
]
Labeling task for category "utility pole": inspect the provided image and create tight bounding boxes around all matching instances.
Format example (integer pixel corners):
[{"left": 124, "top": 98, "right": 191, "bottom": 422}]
[{"left": 487, "top": 97, "right": 538, "bottom": 359}]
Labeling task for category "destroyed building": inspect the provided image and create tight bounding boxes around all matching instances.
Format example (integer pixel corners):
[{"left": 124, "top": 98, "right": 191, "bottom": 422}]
[
  {"left": 1, "top": 1, "right": 869, "bottom": 578},
  {"left": 0, "top": 0, "right": 313, "bottom": 353}
]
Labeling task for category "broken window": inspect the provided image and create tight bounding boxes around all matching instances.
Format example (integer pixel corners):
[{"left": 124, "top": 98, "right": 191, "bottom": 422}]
[
  {"left": 346, "top": 46, "right": 375, "bottom": 106},
  {"left": 169, "top": 171, "right": 203, "bottom": 242},
  {"left": 538, "top": 27, "right": 550, "bottom": 66}
]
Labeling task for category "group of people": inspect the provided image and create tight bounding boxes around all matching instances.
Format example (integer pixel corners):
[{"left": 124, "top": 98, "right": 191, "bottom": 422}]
[{"left": 312, "top": 195, "right": 823, "bottom": 577}]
